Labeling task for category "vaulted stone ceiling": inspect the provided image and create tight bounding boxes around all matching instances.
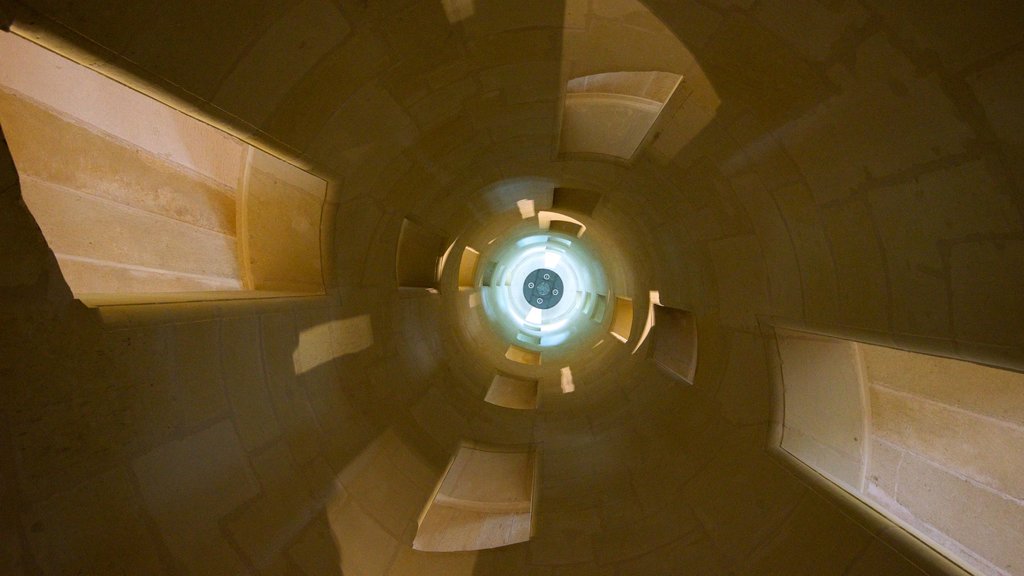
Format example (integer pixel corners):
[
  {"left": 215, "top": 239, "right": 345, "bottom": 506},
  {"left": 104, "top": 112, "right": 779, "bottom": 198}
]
[{"left": 0, "top": 0, "right": 1021, "bottom": 574}]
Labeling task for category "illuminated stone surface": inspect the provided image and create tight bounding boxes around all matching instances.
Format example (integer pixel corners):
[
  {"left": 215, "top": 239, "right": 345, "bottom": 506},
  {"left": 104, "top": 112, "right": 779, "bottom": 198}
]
[{"left": 0, "top": 0, "right": 1021, "bottom": 574}]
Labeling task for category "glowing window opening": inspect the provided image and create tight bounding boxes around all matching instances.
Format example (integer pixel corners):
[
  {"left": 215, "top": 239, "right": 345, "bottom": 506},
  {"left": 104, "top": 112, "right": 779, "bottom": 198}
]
[
  {"left": 610, "top": 296, "right": 634, "bottom": 343},
  {"left": 537, "top": 210, "right": 586, "bottom": 238},
  {"left": 478, "top": 227, "right": 608, "bottom": 354},
  {"left": 633, "top": 290, "right": 661, "bottom": 354},
  {"left": 505, "top": 345, "right": 541, "bottom": 366},
  {"left": 415, "top": 442, "right": 536, "bottom": 552},
  {"left": 559, "top": 71, "right": 683, "bottom": 162},
  {"left": 771, "top": 328, "right": 1024, "bottom": 576},
  {"left": 458, "top": 246, "right": 480, "bottom": 288},
  {"left": 516, "top": 198, "right": 536, "bottom": 219},
  {"left": 0, "top": 34, "right": 328, "bottom": 306},
  {"left": 560, "top": 367, "right": 575, "bottom": 394}
]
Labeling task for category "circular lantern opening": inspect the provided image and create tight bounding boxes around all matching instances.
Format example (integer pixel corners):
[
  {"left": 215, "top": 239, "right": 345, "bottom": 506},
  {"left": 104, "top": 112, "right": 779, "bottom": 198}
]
[{"left": 523, "top": 268, "right": 564, "bottom": 309}]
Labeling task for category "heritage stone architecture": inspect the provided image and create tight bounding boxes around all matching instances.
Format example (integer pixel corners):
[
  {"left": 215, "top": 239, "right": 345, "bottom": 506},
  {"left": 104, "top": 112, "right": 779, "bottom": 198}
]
[{"left": 0, "top": 0, "right": 1021, "bottom": 575}]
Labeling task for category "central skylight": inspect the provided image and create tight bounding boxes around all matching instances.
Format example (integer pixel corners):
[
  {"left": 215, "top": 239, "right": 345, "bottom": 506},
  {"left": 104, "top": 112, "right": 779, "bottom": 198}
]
[
  {"left": 480, "top": 230, "right": 608, "bottom": 353},
  {"left": 522, "top": 268, "right": 563, "bottom": 309}
]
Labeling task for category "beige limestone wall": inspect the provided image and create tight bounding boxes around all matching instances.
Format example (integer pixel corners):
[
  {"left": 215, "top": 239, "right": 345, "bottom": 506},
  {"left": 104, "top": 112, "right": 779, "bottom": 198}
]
[
  {"left": 0, "top": 0, "right": 1022, "bottom": 574},
  {"left": 649, "top": 305, "right": 698, "bottom": 384},
  {"left": 414, "top": 443, "right": 535, "bottom": 552},
  {"left": 862, "top": 345, "right": 1024, "bottom": 576},
  {"left": 0, "top": 34, "right": 326, "bottom": 303},
  {"left": 776, "top": 329, "right": 868, "bottom": 491},
  {"left": 485, "top": 373, "right": 540, "bottom": 410},
  {"left": 561, "top": 90, "right": 662, "bottom": 159},
  {"left": 242, "top": 147, "right": 327, "bottom": 294},
  {"left": 609, "top": 295, "right": 634, "bottom": 342},
  {"left": 0, "top": 159, "right": 438, "bottom": 572},
  {"left": 396, "top": 218, "right": 446, "bottom": 289},
  {"left": 773, "top": 328, "right": 1024, "bottom": 575},
  {"left": 0, "top": 42, "right": 245, "bottom": 295},
  {"left": 0, "top": 31, "right": 247, "bottom": 190},
  {"left": 560, "top": 0, "right": 719, "bottom": 162},
  {"left": 457, "top": 246, "right": 480, "bottom": 288}
]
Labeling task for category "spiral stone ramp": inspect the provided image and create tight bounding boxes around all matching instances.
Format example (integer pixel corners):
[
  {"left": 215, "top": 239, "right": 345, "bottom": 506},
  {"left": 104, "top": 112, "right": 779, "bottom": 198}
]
[{"left": 0, "top": 0, "right": 1022, "bottom": 574}]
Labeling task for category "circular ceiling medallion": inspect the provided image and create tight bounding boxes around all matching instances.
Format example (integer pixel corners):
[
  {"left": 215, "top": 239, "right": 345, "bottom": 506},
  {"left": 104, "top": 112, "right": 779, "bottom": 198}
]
[{"left": 522, "top": 268, "right": 564, "bottom": 310}]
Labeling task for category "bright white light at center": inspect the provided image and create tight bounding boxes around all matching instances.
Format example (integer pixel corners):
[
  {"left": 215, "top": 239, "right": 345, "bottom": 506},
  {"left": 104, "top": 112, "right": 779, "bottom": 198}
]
[
  {"left": 525, "top": 308, "right": 543, "bottom": 324},
  {"left": 480, "top": 230, "right": 607, "bottom": 350}
]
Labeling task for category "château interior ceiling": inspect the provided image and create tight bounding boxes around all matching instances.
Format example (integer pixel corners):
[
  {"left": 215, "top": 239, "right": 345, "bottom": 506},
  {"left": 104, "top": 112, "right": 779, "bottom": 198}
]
[{"left": 0, "top": 0, "right": 1021, "bottom": 574}]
